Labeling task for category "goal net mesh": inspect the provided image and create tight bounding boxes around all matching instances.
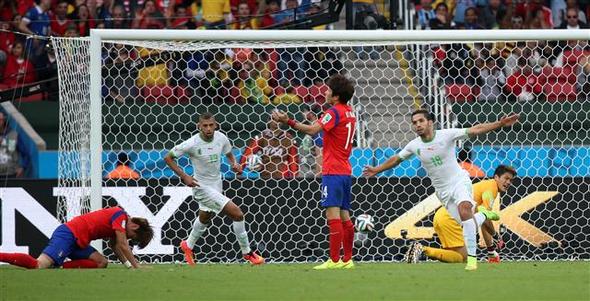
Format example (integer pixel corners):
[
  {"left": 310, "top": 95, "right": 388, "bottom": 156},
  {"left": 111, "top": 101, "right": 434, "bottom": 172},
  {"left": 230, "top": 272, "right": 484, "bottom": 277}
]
[{"left": 53, "top": 35, "right": 590, "bottom": 263}]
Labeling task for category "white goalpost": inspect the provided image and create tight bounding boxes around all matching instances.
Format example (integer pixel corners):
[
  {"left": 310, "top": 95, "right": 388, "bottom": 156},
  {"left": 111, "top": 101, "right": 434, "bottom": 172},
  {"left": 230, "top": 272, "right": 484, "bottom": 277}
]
[{"left": 53, "top": 29, "right": 590, "bottom": 263}]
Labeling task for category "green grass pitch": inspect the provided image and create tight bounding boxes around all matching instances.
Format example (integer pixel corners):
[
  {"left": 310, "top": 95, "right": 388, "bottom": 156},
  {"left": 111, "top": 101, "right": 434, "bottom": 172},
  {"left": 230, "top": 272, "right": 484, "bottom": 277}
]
[{"left": 1, "top": 261, "right": 589, "bottom": 300}]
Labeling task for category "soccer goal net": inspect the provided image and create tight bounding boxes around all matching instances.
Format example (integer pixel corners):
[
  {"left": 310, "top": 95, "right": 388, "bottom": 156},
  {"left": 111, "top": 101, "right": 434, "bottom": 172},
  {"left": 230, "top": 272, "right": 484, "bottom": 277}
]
[{"left": 52, "top": 30, "right": 590, "bottom": 263}]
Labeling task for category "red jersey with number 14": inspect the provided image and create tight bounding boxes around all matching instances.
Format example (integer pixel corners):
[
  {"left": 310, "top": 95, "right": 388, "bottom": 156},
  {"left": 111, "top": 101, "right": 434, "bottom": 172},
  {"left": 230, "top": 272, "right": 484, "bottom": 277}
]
[
  {"left": 65, "top": 207, "right": 129, "bottom": 248},
  {"left": 317, "top": 103, "right": 356, "bottom": 175}
]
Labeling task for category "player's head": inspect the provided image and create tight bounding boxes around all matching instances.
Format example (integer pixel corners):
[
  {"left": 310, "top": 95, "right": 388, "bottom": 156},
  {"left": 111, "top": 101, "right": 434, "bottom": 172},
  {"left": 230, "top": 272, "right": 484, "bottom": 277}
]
[
  {"left": 410, "top": 109, "right": 435, "bottom": 137},
  {"left": 198, "top": 112, "right": 217, "bottom": 140},
  {"left": 493, "top": 165, "right": 516, "bottom": 193},
  {"left": 126, "top": 217, "right": 154, "bottom": 249},
  {"left": 325, "top": 74, "right": 355, "bottom": 105}
]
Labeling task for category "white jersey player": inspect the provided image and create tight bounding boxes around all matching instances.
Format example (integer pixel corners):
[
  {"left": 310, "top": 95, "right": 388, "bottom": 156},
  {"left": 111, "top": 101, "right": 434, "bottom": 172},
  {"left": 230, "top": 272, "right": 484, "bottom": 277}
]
[
  {"left": 164, "top": 112, "right": 264, "bottom": 265},
  {"left": 363, "top": 109, "right": 519, "bottom": 270}
]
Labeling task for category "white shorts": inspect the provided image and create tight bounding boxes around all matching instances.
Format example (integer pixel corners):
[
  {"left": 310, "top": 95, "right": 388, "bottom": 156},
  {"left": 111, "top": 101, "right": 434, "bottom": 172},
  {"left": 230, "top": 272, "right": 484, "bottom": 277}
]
[
  {"left": 192, "top": 185, "right": 230, "bottom": 214},
  {"left": 436, "top": 177, "right": 475, "bottom": 223}
]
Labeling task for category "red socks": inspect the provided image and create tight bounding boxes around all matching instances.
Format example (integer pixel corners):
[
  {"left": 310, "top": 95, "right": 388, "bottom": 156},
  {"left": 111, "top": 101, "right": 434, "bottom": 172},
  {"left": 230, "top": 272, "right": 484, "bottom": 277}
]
[
  {"left": 63, "top": 259, "right": 99, "bottom": 269},
  {"left": 342, "top": 220, "right": 354, "bottom": 262},
  {"left": 327, "top": 219, "right": 343, "bottom": 262},
  {"left": 0, "top": 252, "right": 38, "bottom": 269}
]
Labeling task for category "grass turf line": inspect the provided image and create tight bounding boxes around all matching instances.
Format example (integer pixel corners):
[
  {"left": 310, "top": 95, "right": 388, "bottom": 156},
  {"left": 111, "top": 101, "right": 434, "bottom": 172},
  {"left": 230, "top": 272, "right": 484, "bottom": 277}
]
[{"left": 1, "top": 261, "right": 589, "bottom": 301}]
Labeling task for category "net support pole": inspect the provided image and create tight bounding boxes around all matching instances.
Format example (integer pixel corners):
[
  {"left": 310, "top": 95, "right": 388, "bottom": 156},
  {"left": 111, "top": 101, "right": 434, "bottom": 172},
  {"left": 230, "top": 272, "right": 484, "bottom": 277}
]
[{"left": 89, "top": 30, "right": 103, "bottom": 252}]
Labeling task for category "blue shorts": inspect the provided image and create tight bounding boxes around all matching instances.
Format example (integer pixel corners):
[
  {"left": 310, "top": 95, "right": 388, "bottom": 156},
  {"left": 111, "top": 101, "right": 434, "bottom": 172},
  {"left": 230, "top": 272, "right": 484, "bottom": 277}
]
[
  {"left": 320, "top": 175, "right": 352, "bottom": 210},
  {"left": 42, "top": 224, "right": 97, "bottom": 267}
]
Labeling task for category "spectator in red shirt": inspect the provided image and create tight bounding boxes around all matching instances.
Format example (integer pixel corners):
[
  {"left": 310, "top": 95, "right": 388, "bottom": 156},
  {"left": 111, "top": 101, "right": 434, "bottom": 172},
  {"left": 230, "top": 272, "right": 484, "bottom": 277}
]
[
  {"left": 0, "top": 0, "right": 17, "bottom": 22},
  {"left": 231, "top": 0, "right": 258, "bottom": 29},
  {"left": 514, "top": 0, "right": 553, "bottom": 28},
  {"left": 240, "top": 114, "right": 299, "bottom": 178},
  {"left": 260, "top": 0, "right": 281, "bottom": 28},
  {"left": 528, "top": 8, "right": 552, "bottom": 28},
  {"left": 169, "top": 4, "right": 192, "bottom": 28},
  {"left": 2, "top": 40, "right": 36, "bottom": 89},
  {"left": 0, "top": 19, "right": 15, "bottom": 59},
  {"left": 132, "top": 0, "right": 165, "bottom": 29},
  {"left": 73, "top": 4, "right": 96, "bottom": 36},
  {"left": 110, "top": 5, "right": 131, "bottom": 29},
  {"left": 16, "top": 0, "right": 34, "bottom": 16},
  {"left": 231, "top": 0, "right": 257, "bottom": 18},
  {"left": 50, "top": 0, "right": 73, "bottom": 36}
]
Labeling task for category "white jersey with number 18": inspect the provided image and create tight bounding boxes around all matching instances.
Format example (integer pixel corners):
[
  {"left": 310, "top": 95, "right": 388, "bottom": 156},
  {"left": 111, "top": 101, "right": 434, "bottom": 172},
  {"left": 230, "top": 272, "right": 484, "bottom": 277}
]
[{"left": 398, "top": 128, "right": 471, "bottom": 192}]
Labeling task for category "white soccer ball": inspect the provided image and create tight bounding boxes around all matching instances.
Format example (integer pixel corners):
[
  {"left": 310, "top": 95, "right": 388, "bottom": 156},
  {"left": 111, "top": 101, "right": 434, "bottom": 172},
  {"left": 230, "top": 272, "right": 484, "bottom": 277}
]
[
  {"left": 247, "top": 153, "right": 263, "bottom": 171},
  {"left": 354, "top": 214, "right": 375, "bottom": 233}
]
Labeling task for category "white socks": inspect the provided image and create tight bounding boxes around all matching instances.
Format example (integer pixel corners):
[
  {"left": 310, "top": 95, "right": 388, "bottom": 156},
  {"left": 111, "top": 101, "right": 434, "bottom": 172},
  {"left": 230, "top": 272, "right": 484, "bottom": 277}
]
[
  {"left": 186, "top": 218, "right": 252, "bottom": 255},
  {"left": 186, "top": 218, "right": 208, "bottom": 248},
  {"left": 462, "top": 219, "right": 478, "bottom": 257},
  {"left": 463, "top": 212, "right": 491, "bottom": 257},
  {"left": 232, "top": 221, "right": 252, "bottom": 255}
]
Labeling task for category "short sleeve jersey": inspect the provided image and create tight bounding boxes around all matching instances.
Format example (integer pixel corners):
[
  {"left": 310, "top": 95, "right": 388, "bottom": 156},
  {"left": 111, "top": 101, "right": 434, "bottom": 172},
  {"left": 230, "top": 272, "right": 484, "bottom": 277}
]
[
  {"left": 398, "top": 129, "right": 470, "bottom": 191},
  {"left": 170, "top": 131, "right": 232, "bottom": 185},
  {"left": 65, "top": 207, "right": 128, "bottom": 248},
  {"left": 317, "top": 103, "right": 356, "bottom": 175}
]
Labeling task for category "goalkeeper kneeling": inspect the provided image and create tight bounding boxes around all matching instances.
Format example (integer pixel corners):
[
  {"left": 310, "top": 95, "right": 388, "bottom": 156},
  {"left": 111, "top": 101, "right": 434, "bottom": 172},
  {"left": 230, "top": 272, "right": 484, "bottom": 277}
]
[{"left": 406, "top": 165, "right": 516, "bottom": 264}]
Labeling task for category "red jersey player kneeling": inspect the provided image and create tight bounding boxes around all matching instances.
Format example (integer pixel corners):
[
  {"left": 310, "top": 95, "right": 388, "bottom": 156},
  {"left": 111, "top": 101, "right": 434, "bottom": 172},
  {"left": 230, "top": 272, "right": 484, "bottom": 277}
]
[{"left": 0, "top": 207, "right": 153, "bottom": 269}]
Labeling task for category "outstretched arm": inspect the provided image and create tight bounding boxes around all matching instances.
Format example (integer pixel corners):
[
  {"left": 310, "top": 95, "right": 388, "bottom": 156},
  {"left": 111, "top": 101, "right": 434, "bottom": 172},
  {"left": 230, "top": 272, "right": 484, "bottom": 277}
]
[
  {"left": 272, "top": 110, "right": 322, "bottom": 136},
  {"left": 363, "top": 155, "right": 404, "bottom": 177},
  {"left": 466, "top": 114, "right": 519, "bottom": 137}
]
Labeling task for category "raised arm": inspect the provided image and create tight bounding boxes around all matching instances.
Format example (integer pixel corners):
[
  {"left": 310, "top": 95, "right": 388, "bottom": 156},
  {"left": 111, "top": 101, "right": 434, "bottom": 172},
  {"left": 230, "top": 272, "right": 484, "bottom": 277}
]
[
  {"left": 272, "top": 110, "right": 322, "bottom": 136},
  {"left": 363, "top": 155, "right": 404, "bottom": 177},
  {"left": 466, "top": 114, "right": 519, "bottom": 137}
]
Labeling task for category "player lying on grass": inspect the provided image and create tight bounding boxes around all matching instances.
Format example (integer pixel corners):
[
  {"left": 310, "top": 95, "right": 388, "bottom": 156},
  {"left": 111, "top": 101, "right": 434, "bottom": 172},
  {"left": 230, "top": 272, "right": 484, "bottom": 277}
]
[
  {"left": 406, "top": 165, "right": 516, "bottom": 264},
  {"left": 0, "top": 207, "right": 153, "bottom": 269},
  {"left": 272, "top": 74, "right": 357, "bottom": 270},
  {"left": 363, "top": 109, "right": 519, "bottom": 270},
  {"left": 165, "top": 112, "right": 264, "bottom": 265}
]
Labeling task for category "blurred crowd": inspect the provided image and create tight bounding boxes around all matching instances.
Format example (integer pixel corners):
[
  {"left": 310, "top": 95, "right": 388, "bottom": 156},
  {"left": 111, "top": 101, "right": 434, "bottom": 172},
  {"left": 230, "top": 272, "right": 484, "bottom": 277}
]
[
  {"left": 0, "top": 0, "right": 332, "bottom": 92},
  {"left": 415, "top": 0, "right": 590, "bottom": 100},
  {"left": 1, "top": 0, "right": 588, "bottom": 101}
]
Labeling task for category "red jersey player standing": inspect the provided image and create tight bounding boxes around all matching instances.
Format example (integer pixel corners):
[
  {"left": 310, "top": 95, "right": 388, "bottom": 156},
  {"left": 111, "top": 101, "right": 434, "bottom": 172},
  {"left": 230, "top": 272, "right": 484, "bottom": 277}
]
[
  {"left": 272, "top": 74, "right": 357, "bottom": 269},
  {"left": 0, "top": 207, "right": 153, "bottom": 269}
]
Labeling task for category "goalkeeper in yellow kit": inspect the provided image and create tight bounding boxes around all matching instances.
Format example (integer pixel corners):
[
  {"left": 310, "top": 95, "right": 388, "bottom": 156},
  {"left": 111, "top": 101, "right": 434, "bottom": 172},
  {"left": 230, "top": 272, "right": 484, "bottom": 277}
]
[{"left": 406, "top": 165, "right": 516, "bottom": 264}]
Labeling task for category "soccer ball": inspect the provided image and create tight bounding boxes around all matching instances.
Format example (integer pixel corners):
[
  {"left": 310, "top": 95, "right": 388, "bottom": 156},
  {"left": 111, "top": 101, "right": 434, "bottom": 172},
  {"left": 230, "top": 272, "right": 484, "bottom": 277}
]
[
  {"left": 246, "top": 153, "right": 262, "bottom": 171},
  {"left": 354, "top": 214, "right": 375, "bottom": 233}
]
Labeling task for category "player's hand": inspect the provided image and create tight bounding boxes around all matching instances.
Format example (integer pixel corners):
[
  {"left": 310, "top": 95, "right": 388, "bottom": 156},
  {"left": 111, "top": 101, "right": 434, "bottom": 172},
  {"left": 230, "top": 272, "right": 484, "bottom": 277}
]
[
  {"left": 362, "top": 165, "right": 379, "bottom": 177},
  {"left": 182, "top": 175, "right": 199, "bottom": 187},
  {"left": 500, "top": 114, "right": 519, "bottom": 127},
  {"left": 231, "top": 163, "right": 243, "bottom": 175},
  {"left": 272, "top": 110, "right": 289, "bottom": 124}
]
